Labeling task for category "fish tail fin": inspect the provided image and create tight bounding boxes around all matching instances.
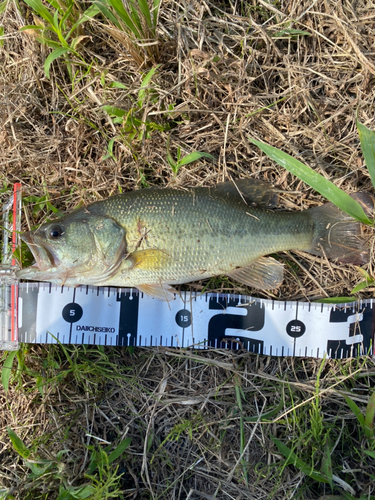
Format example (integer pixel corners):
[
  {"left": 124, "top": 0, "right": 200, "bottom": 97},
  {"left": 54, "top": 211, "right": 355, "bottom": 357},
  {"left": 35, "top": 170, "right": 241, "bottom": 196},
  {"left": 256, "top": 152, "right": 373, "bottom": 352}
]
[{"left": 306, "top": 193, "right": 373, "bottom": 265}]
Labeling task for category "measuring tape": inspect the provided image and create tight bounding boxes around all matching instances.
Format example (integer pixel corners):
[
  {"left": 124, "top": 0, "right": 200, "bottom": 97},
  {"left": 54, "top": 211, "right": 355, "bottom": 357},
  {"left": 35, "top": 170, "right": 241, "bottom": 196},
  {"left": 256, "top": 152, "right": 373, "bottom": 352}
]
[{"left": 1, "top": 185, "right": 374, "bottom": 358}]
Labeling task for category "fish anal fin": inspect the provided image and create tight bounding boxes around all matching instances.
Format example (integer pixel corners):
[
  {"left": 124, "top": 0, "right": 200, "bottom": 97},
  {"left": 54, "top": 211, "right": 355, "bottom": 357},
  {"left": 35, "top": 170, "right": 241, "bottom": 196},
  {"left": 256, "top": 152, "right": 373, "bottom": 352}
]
[
  {"left": 137, "top": 283, "right": 177, "bottom": 301},
  {"left": 202, "top": 179, "right": 280, "bottom": 208},
  {"left": 227, "top": 256, "right": 284, "bottom": 290}
]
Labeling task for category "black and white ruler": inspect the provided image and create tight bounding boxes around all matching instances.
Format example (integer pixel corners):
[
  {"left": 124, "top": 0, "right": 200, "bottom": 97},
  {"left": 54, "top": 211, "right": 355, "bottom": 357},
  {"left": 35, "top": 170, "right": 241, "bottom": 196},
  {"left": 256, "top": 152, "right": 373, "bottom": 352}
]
[
  {"left": 1, "top": 184, "right": 374, "bottom": 358},
  {"left": 11, "top": 282, "right": 373, "bottom": 358}
]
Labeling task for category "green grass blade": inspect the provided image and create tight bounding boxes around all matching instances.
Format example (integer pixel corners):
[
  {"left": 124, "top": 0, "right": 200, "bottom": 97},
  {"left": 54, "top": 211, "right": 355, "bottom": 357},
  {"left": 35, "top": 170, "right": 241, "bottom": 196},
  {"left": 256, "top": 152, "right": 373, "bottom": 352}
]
[
  {"left": 45, "top": 0, "right": 63, "bottom": 14},
  {"left": 138, "top": 65, "right": 159, "bottom": 105},
  {"left": 315, "top": 297, "right": 357, "bottom": 304},
  {"left": 0, "top": 1, "right": 8, "bottom": 15},
  {"left": 93, "top": 1, "right": 122, "bottom": 29},
  {"left": 177, "top": 151, "right": 214, "bottom": 167},
  {"left": 321, "top": 435, "right": 333, "bottom": 488},
  {"left": 272, "top": 29, "right": 311, "bottom": 37},
  {"left": 136, "top": 0, "right": 152, "bottom": 29},
  {"left": 357, "top": 120, "right": 375, "bottom": 191},
  {"left": 364, "top": 391, "right": 375, "bottom": 439},
  {"left": 351, "top": 278, "right": 375, "bottom": 294},
  {"left": 128, "top": 0, "right": 142, "bottom": 31},
  {"left": 23, "top": 0, "right": 55, "bottom": 27},
  {"left": 69, "top": 4, "right": 101, "bottom": 34},
  {"left": 1, "top": 351, "right": 17, "bottom": 393},
  {"left": 250, "top": 138, "right": 373, "bottom": 225},
  {"left": 101, "top": 105, "right": 127, "bottom": 118},
  {"left": 152, "top": 0, "right": 161, "bottom": 27},
  {"left": 53, "top": 9, "right": 59, "bottom": 30},
  {"left": 343, "top": 395, "right": 365, "bottom": 427},
  {"left": 107, "top": 0, "right": 141, "bottom": 38},
  {"left": 244, "top": 398, "right": 284, "bottom": 422},
  {"left": 59, "top": 1, "right": 73, "bottom": 29},
  {"left": 19, "top": 25, "right": 44, "bottom": 31},
  {"left": 7, "top": 428, "right": 31, "bottom": 459},
  {"left": 44, "top": 47, "right": 70, "bottom": 79},
  {"left": 271, "top": 437, "right": 330, "bottom": 483},
  {"left": 108, "top": 437, "right": 131, "bottom": 463},
  {"left": 36, "top": 35, "right": 62, "bottom": 49}
]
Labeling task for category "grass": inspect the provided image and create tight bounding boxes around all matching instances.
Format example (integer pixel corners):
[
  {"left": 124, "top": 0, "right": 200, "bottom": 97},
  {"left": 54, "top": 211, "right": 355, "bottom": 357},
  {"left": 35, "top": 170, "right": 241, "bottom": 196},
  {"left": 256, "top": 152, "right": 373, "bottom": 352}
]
[{"left": 1, "top": 0, "right": 375, "bottom": 498}]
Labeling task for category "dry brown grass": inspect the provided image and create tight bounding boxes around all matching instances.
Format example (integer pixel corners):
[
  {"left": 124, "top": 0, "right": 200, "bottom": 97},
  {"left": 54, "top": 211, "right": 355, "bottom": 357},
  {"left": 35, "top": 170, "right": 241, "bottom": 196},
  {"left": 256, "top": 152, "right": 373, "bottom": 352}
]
[{"left": 1, "top": 0, "right": 375, "bottom": 498}]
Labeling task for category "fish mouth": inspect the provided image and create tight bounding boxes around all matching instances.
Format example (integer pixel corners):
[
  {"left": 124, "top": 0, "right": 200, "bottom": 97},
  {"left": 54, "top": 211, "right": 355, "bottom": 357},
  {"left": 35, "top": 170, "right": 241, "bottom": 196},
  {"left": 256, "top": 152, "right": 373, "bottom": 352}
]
[{"left": 20, "top": 232, "right": 61, "bottom": 272}]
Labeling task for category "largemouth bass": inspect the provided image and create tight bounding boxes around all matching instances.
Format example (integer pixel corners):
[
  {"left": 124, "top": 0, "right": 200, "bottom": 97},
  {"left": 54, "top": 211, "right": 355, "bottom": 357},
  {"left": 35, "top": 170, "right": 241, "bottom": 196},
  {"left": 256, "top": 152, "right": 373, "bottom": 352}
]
[{"left": 16, "top": 180, "right": 371, "bottom": 300}]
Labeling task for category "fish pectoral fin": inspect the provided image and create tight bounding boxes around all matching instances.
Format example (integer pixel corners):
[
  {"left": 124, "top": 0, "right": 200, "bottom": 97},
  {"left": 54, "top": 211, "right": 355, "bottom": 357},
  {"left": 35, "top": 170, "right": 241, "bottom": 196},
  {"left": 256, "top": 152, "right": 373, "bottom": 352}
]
[
  {"left": 227, "top": 256, "right": 284, "bottom": 290},
  {"left": 137, "top": 283, "right": 177, "bottom": 301},
  {"left": 130, "top": 249, "right": 171, "bottom": 271},
  {"left": 201, "top": 179, "right": 280, "bottom": 208}
]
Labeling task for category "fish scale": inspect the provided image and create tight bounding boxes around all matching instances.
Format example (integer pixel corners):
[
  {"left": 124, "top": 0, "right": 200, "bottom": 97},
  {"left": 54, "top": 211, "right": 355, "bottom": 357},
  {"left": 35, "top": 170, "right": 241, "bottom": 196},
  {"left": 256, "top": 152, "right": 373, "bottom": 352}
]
[{"left": 86, "top": 188, "right": 313, "bottom": 286}]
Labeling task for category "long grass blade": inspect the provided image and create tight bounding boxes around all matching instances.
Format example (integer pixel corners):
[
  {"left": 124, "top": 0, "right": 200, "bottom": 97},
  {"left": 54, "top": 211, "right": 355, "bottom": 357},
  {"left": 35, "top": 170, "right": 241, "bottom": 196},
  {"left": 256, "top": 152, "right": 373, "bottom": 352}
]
[
  {"left": 22, "top": 0, "right": 55, "bottom": 27},
  {"left": 357, "top": 120, "right": 375, "bottom": 192},
  {"left": 44, "top": 47, "right": 69, "bottom": 79},
  {"left": 364, "top": 391, "right": 375, "bottom": 439},
  {"left": 152, "top": 0, "right": 161, "bottom": 27},
  {"left": 36, "top": 35, "right": 62, "bottom": 49},
  {"left": 19, "top": 25, "right": 44, "bottom": 32},
  {"left": 321, "top": 435, "right": 333, "bottom": 488},
  {"left": 108, "top": 437, "right": 131, "bottom": 463},
  {"left": 58, "top": 1, "right": 73, "bottom": 29},
  {"left": 93, "top": 1, "right": 122, "bottom": 29},
  {"left": 45, "top": 0, "right": 63, "bottom": 14},
  {"left": 137, "top": 65, "right": 159, "bottom": 106},
  {"left": 68, "top": 4, "right": 102, "bottom": 39},
  {"left": 178, "top": 151, "right": 214, "bottom": 167},
  {"left": 0, "top": 0, "right": 8, "bottom": 15},
  {"left": 250, "top": 138, "right": 373, "bottom": 225},
  {"left": 1, "top": 351, "right": 17, "bottom": 393},
  {"left": 101, "top": 105, "right": 127, "bottom": 117},
  {"left": 107, "top": 0, "right": 141, "bottom": 38},
  {"left": 343, "top": 395, "right": 365, "bottom": 427},
  {"left": 271, "top": 437, "right": 330, "bottom": 483},
  {"left": 128, "top": 0, "right": 142, "bottom": 31},
  {"left": 136, "top": 0, "right": 152, "bottom": 29},
  {"left": 7, "top": 428, "right": 31, "bottom": 459}
]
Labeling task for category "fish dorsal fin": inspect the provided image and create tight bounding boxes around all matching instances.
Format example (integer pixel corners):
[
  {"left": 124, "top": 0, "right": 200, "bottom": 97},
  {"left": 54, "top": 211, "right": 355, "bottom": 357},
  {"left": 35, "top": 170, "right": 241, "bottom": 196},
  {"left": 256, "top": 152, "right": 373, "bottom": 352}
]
[
  {"left": 227, "top": 256, "right": 284, "bottom": 290},
  {"left": 137, "top": 283, "right": 177, "bottom": 301},
  {"left": 195, "top": 179, "right": 280, "bottom": 208}
]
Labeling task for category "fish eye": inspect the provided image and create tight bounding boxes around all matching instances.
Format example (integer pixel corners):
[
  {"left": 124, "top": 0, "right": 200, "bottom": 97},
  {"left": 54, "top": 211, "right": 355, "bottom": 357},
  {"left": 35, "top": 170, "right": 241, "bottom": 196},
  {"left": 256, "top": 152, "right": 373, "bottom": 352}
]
[{"left": 48, "top": 224, "right": 64, "bottom": 239}]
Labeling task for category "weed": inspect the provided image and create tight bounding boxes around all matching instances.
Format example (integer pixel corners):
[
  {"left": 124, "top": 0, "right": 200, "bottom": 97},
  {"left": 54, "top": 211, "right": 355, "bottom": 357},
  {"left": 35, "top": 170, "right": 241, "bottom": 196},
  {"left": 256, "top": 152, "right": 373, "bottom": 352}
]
[
  {"left": 6, "top": 427, "right": 130, "bottom": 499},
  {"left": 166, "top": 141, "right": 214, "bottom": 176},
  {"left": 20, "top": 0, "right": 100, "bottom": 79},
  {"left": 94, "top": 0, "right": 161, "bottom": 67},
  {"left": 250, "top": 131, "right": 374, "bottom": 225},
  {"left": 234, "top": 374, "right": 248, "bottom": 486},
  {"left": 343, "top": 391, "right": 375, "bottom": 443},
  {"left": 102, "top": 65, "right": 169, "bottom": 151}
]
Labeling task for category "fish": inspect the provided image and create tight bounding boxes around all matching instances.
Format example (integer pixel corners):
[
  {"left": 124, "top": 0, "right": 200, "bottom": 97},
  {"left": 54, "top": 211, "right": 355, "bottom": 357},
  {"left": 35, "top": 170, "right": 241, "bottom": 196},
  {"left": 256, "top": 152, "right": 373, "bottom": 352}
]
[{"left": 16, "top": 179, "right": 372, "bottom": 300}]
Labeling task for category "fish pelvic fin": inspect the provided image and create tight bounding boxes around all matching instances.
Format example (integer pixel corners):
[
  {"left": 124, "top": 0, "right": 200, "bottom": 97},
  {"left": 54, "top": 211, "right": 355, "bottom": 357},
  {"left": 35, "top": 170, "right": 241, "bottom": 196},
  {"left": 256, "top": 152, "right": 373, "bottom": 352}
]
[
  {"left": 306, "top": 193, "right": 373, "bottom": 265},
  {"left": 227, "top": 256, "right": 284, "bottom": 290},
  {"left": 137, "top": 283, "right": 177, "bottom": 301}
]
